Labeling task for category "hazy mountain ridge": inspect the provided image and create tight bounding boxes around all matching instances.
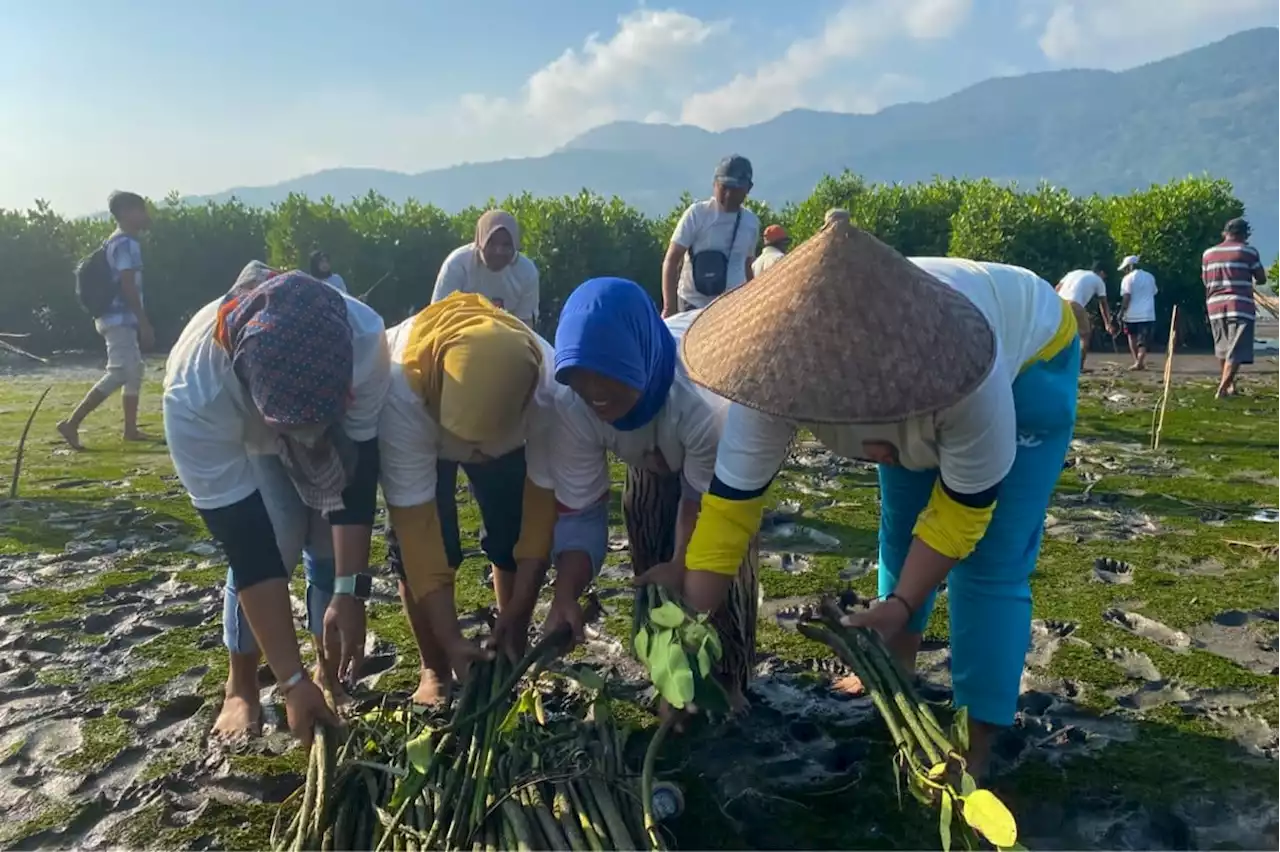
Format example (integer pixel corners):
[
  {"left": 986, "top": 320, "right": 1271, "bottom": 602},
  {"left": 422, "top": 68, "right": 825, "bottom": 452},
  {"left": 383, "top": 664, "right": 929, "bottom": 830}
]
[{"left": 190, "top": 27, "right": 1279, "bottom": 257}]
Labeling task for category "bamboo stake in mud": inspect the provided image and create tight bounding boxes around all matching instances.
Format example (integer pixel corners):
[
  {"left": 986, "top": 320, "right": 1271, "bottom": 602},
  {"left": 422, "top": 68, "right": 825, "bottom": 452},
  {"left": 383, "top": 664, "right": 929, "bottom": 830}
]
[
  {"left": 8, "top": 385, "right": 51, "bottom": 499},
  {"left": 1152, "top": 305, "right": 1179, "bottom": 450}
]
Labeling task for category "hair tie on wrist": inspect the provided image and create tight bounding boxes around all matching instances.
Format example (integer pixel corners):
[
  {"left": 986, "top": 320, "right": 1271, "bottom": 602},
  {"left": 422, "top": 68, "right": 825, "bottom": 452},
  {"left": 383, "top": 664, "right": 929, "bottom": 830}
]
[{"left": 886, "top": 592, "right": 915, "bottom": 620}]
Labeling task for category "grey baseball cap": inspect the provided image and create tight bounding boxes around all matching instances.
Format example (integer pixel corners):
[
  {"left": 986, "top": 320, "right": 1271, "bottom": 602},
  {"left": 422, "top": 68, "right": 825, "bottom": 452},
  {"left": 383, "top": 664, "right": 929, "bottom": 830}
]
[{"left": 714, "top": 155, "right": 753, "bottom": 188}]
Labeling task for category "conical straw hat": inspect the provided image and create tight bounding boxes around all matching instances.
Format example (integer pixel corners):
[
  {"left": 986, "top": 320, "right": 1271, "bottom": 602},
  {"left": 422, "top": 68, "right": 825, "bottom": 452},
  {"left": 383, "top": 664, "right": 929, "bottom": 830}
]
[{"left": 681, "top": 221, "right": 996, "bottom": 424}]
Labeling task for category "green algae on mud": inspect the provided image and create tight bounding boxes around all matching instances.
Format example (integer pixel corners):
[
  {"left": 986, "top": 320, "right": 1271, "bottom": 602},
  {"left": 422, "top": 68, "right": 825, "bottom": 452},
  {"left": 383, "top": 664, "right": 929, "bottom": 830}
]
[{"left": 0, "top": 364, "right": 1277, "bottom": 850}]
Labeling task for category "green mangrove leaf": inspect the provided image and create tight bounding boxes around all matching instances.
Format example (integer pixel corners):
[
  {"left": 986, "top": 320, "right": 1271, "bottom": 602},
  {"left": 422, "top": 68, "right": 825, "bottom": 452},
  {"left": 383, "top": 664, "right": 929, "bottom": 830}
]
[
  {"left": 960, "top": 790, "right": 1017, "bottom": 848},
  {"left": 568, "top": 665, "right": 606, "bottom": 692},
  {"left": 649, "top": 601, "right": 686, "bottom": 629},
  {"left": 952, "top": 706, "right": 971, "bottom": 752},
  {"left": 959, "top": 772, "right": 978, "bottom": 797},
  {"left": 670, "top": 666, "right": 696, "bottom": 706},
  {"left": 939, "top": 791, "right": 954, "bottom": 852},
  {"left": 648, "top": 631, "right": 674, "bottom": 685},
  {"left": 928, "top": 761, "right": 948, "bottom": 782},
  {"left": 634, "top": 627, "right": 651, "bottom": 664},
  {"left": 405, "top": 730, "right": 434, "bottom": 774},
  {"left": 696, "top": 642, "right": 713, "bottom": 678}
]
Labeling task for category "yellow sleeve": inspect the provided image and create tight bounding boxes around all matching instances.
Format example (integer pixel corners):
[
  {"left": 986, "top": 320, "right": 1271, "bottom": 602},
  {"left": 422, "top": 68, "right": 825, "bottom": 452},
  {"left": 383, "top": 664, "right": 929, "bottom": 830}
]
[
  {"left": 685, "top": 491, "right": 767, "bottom": 577},
  {"left": 512, "top": 477, "right": 556, "bottom": 563},
  {"left": 911, "top": 480, "right": 996, "bottom": 561},
  {"left": 386, "top": 501, "right": 452, "bottom": 601}
]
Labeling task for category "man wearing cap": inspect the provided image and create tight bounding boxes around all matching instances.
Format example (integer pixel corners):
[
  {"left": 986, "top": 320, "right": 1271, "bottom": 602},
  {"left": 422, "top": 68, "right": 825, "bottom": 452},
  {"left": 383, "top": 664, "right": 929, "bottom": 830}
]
[
  {"left": 1118, "top": 255, "right": 1158, "bottom": 371},
  {"left": 752, "top": 225, "right": 790, "bottom": 277},
  {"left": 57, "top": 190, "right": 155, "bottom": 450},
  {"left": 661, "top": 156, "right": 761, "bottom": 317},
  {"left": 1055, "top": 261, "right": 1115, "bottom": 371},
  {"left": 1202, "top": 217, "right": 1267, "bottom": 398},
  {"left": 640, "top": 223, "right": 1081, "bottom": 778}
]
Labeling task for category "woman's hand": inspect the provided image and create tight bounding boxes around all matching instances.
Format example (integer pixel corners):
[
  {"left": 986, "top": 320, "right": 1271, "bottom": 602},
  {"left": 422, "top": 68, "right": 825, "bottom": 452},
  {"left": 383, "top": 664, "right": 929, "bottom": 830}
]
[
  {"left": 283, "top": 679, "right": 341, "bottom": 746},
  {"left": 488, "top": 605, "right": 533, "bottom": 664},
  {"left": 632, "top": 560, "right": 686, "bottom": 595},
  {"left": 543, "top": 591, "right": 586, "bottom": 650},
  {"left": 841, "top": 594, "right": 913, "bottom": 642},
  {"left": 322, "top": 594, "right": 367, "bottom": 686}
]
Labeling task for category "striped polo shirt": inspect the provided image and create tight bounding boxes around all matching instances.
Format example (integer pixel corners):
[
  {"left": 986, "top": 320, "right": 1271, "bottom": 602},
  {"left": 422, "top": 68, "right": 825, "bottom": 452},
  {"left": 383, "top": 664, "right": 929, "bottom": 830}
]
[{"left": 1202, "top": 240, "right": 1264, "bottom": 321}]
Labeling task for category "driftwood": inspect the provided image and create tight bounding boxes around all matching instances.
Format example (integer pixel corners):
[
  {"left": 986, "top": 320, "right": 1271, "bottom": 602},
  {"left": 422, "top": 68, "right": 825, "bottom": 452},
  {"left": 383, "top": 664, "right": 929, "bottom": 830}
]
[{"left": 0, "top": 336, "right": 48, "bottom": 364}]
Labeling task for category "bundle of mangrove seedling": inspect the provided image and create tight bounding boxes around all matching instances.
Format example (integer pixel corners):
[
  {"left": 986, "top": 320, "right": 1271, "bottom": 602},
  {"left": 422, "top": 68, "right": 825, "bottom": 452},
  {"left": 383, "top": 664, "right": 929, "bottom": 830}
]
[
  {"left": 632, "top": 583, "right": 728, "bottom": 718},
  {"left": 798, "top": 600, "right": 1022, "bottom": 852},
  {"left": 273, "top": 629, "right": 667, "bottom": 851}
]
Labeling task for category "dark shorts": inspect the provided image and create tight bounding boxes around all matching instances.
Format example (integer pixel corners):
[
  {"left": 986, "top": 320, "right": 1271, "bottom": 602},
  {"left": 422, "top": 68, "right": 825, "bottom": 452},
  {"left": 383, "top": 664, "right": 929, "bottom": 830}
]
[
  {"left": 385, "top": 447, "right": 526, "bottom": 579},
  {"left": 1211, "top": 317, "right": 1254, "bottom": 365},
  {"left": 1125, "top": 321, "right": 1155, "bottom": 349}
]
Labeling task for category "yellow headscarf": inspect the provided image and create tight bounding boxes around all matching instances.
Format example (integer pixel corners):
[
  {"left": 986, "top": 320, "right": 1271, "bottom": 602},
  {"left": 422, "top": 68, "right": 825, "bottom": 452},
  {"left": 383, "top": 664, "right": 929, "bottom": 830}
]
[{"left": 399, "top": 293, "right": 542, "bottom": 443}]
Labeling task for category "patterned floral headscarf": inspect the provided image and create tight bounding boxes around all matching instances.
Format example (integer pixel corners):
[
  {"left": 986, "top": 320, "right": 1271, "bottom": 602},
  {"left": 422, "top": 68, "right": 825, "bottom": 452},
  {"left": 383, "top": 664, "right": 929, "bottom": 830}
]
[{"left": 215, "top": 267, "right": 355, "bottom": 511}]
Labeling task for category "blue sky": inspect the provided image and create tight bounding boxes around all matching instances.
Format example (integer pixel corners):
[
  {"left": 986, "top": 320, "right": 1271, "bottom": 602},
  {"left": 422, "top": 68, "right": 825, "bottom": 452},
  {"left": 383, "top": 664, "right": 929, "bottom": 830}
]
[{"left": 2, "top": 0, "right": 1275, "bottom": 214}]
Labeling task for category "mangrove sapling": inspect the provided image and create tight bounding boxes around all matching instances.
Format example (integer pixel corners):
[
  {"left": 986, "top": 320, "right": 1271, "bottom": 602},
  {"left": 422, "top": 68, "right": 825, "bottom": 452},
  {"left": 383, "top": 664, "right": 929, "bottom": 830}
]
[{"left": 798, "top": 600, "right": 1020, "bottom": 851}]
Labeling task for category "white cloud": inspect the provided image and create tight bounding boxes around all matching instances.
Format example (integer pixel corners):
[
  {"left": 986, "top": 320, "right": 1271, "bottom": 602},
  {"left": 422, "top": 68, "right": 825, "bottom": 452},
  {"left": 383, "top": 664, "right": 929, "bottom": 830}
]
[
  {"left": 1033, "top": 0, "right": 1278, "bottom": 68},
  {"left": 678, "top": 0, "right": 972, "bottom": 131},
  {"left": 456, "top": 9, "right": 723, "bottom": 149}
]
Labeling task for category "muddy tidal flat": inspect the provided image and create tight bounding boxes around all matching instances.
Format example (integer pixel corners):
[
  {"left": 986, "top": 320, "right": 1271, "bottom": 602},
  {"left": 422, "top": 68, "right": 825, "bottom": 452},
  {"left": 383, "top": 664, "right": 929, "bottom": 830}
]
[{"left": 0, "top": 354, "right": 1277, "bottom": 850}]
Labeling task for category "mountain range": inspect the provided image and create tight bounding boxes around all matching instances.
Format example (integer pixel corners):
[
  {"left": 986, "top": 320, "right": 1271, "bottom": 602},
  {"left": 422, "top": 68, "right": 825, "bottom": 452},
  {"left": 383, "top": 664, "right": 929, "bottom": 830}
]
[{"left": 193, "top": 27, "right": 1279, "bottom": 258}]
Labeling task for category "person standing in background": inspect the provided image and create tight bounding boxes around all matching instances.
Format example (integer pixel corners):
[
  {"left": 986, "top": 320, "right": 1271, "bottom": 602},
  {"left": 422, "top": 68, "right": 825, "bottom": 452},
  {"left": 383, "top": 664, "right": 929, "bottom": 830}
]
[
  {"left": 752, "top": 225, "right": 790, "bottom": 277},
  {"left": 1055, "top": 261, "right": 1115, "bottom": 371},
  {"left": 662, "top": 156, "right": 761, "bottom": 317},
  {"left": 432, "top": 210, "right": 540, "bottom": 329},
  {"left": 309, "top": 250, "right": 348, "bottom": 294},
  {"left": 1118, "top": 255, "right": 1158, "bottom": 371},
  {"left": 57, "top": 191, "right": 155, "bottom": 450},
  {"left": 1202, "top": 217, "right": 1267, "bottom": 399}
]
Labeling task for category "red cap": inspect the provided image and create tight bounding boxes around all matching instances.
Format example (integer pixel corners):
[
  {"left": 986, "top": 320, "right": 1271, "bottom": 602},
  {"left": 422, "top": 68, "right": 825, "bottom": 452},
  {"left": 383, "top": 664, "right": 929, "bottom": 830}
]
[{"left": 763, "top": 224, "right": 788, "bottom": 245}]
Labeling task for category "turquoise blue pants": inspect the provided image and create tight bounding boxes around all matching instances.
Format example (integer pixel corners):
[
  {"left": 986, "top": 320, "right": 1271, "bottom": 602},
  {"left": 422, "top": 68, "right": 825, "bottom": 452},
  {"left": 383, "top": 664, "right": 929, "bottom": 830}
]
[{"left": 877, "top": 339, "right": 1079, "bottom": 726}]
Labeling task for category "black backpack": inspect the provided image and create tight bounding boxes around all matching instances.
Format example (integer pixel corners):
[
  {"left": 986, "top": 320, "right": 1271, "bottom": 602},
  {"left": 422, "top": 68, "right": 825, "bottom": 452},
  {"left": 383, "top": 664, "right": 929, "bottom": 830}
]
[{"left": 75, "top": 241, "right": 120, "bottom": 317}]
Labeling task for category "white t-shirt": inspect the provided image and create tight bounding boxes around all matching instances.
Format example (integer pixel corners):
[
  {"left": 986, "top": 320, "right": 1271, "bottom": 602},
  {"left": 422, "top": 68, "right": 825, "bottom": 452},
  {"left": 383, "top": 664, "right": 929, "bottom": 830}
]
[
  {"left": 324, "top": 273, "right": 347, "bottom": 294},
  {"left": 1057, "top": 270, "right": 1106, "bottom": 307},
  {"left": 551, "top": 310, "right": 730, "bottom": 511},
  {"left": 378, "top": 318, "right": 558, "bottom": 509},
  {"left": 432, "top": 245, "right": 540, "bottom": 326},
  {"left": 752, "top": 245, "right": 786, "bottom": 278},
  {"left": 714, "top": 258, "right": 1066, "bottom": 499},
  {"left": 163, "top": 294, "right": 391, "bottom": 511},
  {"left": 672, "top": 199, "right": 761, "bottom": 309},
  {"left": 1121, "top": 269, "right": 1158, "bottom": 323}
]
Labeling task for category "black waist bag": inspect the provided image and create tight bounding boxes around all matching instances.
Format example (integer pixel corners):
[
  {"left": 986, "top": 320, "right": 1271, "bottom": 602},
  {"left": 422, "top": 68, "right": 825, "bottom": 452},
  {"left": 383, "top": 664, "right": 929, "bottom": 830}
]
[{"left": 690, "top": 210, "right": 742, "bottom": 298}]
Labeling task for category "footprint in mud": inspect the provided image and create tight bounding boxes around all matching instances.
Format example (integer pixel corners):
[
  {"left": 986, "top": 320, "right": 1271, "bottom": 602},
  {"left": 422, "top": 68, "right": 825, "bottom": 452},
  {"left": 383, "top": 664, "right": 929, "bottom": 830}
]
[
  {"left": 1092, "top": 557, "right": 1134, "bottom": 584},
  {"left": 761, "top": 552, "right": 811, "bottom": 574},
  {"left": 1025, "top": 619, "right": 1083, "bottom": 669},
  {"left": 1113, "top": 680, "right": 1193, "bottom": 711},
  {"left": 1205, "top": 709, "right": 1278, "bottom": 758},
  {"left": 146, "top": 607, "right": 213, "bottom": 630},
  {"left": 1104, "top": 647, "right": 1162, "bottom": 682},
  {"left": 838, "top": 558, "right": 874, "bottom": 581},
  {"left": 148, "top": 694, "right": 207, "bottom": 732},
  {"left": 1103, "top": 608, "right": 1191, "bottom": 652},
  {"left": 1189, "top": 611, "right": 1279, "bottom": 675}
]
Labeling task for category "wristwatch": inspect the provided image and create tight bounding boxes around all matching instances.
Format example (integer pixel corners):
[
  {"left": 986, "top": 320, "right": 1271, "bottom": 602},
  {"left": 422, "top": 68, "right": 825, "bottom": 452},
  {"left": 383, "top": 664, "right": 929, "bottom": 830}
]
[{"left": 334, "top": 574, "right": 373, "bottom": 601}]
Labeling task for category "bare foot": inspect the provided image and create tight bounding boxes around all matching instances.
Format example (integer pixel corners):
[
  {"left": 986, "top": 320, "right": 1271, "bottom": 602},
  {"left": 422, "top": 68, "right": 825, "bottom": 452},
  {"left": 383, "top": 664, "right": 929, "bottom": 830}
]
[
  {"left": 833, "top": 673, "right": 865, "bottom": 697},
  {"left": 56, "top": 421, "right": 84, "bottom": 451},
  {"left": 123, "top": 430, "right": 156, "bottom": 442},
  {"left": 212, "top": 693, "right": 262, "bottom": 739},
  {"left": 1126, "top": 362, "right": 1145, "bottom": 372},
  {"left": 410, "top": 667, "right": 452, "bottom": 707}
]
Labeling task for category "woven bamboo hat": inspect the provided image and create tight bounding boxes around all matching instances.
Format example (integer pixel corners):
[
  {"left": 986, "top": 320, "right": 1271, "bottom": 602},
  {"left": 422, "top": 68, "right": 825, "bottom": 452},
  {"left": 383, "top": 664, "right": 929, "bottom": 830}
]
[{"left": 681, "top": 221, "right": 996, "bottom": 424}]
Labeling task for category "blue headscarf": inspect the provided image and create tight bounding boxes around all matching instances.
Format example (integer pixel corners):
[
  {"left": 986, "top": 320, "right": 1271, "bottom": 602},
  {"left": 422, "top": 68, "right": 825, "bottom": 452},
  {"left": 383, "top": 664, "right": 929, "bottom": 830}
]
[{"left": 554, "top": 277, "right": 676, "bottom": 432}]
